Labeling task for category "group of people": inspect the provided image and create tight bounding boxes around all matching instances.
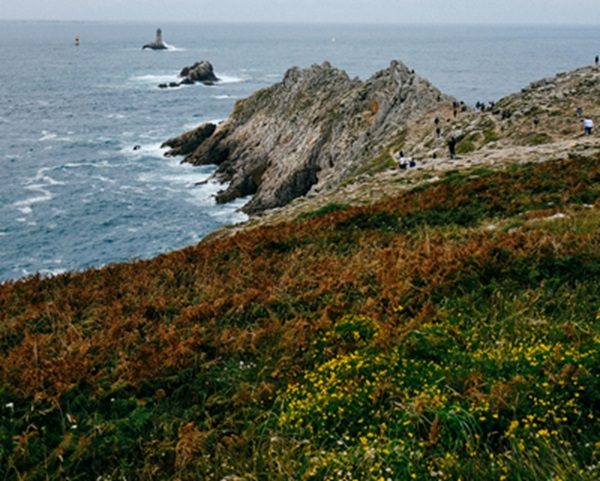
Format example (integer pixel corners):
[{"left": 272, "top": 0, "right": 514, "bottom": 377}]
[
  {"left": 395, "top": 151, "right": 417, "bottom": 169},
  {"left": 452, "top": 101, "right": 467, "bottom": 118},
  {"left": 474, "top": 101, "right": 495, "bottom": 112},
  {"left": 433, "top": 116, "right": 463, "bottom": 160},
  {"left": 396, "top": 75, "right": 598, "bottom": 169}
]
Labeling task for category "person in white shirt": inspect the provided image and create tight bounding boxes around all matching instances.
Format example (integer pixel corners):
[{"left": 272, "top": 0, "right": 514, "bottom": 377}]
[{"left": 583, "top": 118, "right": 594, "bottom": 136}]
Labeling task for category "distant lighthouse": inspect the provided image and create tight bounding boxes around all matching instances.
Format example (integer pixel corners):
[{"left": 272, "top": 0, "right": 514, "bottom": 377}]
[{"left": 142, "top": 28, "right": 168, "bottom": 50}]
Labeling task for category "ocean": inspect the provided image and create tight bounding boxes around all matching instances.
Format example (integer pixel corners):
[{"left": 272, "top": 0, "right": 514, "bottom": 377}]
[{"left": 0, "top": 21, "right": 598, "bottom": 282}]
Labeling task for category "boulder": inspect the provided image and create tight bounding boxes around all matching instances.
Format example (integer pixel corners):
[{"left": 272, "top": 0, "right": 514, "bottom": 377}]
[
  {"left": 158, "top": 61, "right": 220, "bottom": 89},
  {"left": 180, "top": 61, "right": 220, "bottom": 85}
]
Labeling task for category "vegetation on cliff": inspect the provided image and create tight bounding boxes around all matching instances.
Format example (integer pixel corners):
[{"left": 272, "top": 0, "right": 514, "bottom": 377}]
[{"left": 1, "top": 153, "right": 598, "bottom": 480}]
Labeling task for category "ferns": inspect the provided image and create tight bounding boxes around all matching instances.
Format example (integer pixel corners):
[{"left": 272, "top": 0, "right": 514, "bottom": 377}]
[{"left": 0, "top": 155, "right": 598, "bottom": 480}]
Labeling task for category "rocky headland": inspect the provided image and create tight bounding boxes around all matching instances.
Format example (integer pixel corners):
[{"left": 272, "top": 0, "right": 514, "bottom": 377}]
[
  {"left": 163, "top": 61, "right": 600, "bottom": 219},
  {"left": 163, "top": 60, "right": 453, "bottom": 213}
]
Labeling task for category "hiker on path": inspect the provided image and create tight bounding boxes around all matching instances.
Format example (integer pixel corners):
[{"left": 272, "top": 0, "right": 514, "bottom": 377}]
[
  {"left": 583, "top": 117, "right": 594, "bottom": 136},
  {"left": 447, "top": 137, "right": 457, "bottom": 159},
  {"left": 447, "top": 130, "right": 465, "bottom": 160},
  {"left": 396, "top": 150, "right": 409, "bottom": 169}
]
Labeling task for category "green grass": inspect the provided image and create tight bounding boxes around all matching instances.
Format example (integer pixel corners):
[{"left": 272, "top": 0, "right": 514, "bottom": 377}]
[
  {"left": 348, "top": 130, "right": 407, "bottom": 180},
  {"left": 456, "top": 133, "right": 481, "bottom": 155},
  {"left": 297, "top": 202, "right": 349, "bottom": 220},
  {"left": 519, "top": 132, "right": 553, "bottom": 146}
]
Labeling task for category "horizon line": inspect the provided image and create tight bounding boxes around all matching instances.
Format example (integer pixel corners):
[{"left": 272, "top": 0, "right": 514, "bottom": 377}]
[{"left": 0, "top": 18, "right": 598, "bottom": 27}]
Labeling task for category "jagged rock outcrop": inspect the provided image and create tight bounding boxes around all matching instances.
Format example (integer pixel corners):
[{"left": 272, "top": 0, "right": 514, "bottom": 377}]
[
  {"left": 162, "top": 123, "right": 217, "bottom": 157},
  {"left": 180, "top": 61, "right": 219, "bottom": 85},
  {"left": 159, "top": 61, "right": 220, "bottom": 89},
  {"left": 164, "top": 60, "right": 453, "bottom": 214}
]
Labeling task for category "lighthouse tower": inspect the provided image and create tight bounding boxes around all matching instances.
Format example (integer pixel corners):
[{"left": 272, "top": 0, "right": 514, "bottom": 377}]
[{"left": 142, "top": 28, "right": 168, "bottom": 50}]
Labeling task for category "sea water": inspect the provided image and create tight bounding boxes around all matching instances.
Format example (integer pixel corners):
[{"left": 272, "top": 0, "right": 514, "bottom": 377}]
[{"left": 0, "top": 21, "right": 598, "bottom": 281}]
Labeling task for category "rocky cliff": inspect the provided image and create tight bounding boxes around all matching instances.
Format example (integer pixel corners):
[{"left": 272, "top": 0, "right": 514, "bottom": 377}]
[
  {"left": 163, "top": 60, "right": 453, "bottom": 214},
  {"left": 397, "top": 65, "right": 600, "bottom": 162}
]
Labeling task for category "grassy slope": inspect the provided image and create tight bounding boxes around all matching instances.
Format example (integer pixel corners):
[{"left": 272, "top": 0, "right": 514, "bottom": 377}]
[{"left": 0, "top": 155, "right": 599, "bottom": 481}]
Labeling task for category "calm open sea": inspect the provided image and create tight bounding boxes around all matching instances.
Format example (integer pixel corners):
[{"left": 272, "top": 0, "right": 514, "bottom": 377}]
[{"left": 0, "top": 21, "right": 598, "bottom": 281}]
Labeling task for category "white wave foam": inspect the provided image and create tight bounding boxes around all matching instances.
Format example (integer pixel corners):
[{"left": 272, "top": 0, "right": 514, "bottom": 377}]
[
  {"left": 14, "top": 190, "right": 53, "bottom": 210},
  {"left": 39, "top": 131, "right": 74, "bottom": 143},
  {"left": 16, "top": 205, "right": 33, "bottom": 215},
  {"left": 138, "top": 160, "right": 214, "bottom": 186},
  {"left": 217, "top": 74, "right": 247, "bottom": 84},
  {"left": 130, "top": 73, "right": 178, "bottom": 85},
  {"left": 39, "top": 268, "right": 67, "bottom": 278},
  {"left": 13, "top": 166, "right": 66, "bottom": 213},
  {"left": 39, "top": 131, "right": 57, "bottom": 141},
  {"left": 120, "top": 142, "right": 167, "bottom": 159},
  {"left": 208, "top": 196, "right": 250, "bottom": 224},
  {"left": 164, "top": 44, "right": 187, "bottom": 52},
  {"left": 61, "top": 161, "right": 100, "bottom": 169},
  {"left": 212, "top": 94, "right": 235, "bottom": 100},
  {"left": 90, "top": 175, "right": 116, "bottom": 184},
  {"left": 32, "top": 167, "right": 66, "bottom": 186}
]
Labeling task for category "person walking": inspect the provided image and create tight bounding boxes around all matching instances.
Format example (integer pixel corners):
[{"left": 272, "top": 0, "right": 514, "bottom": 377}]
[
  {"left": 447, "top": 136, "right": 457, "bottom": 159},
  {"left": 583, "top": 117, "right": 594, "bottom": 136}
]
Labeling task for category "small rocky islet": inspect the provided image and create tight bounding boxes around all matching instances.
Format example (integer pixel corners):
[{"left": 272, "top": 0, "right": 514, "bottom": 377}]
[{"left": 158, "top": 61, "right": 221, "bottom": 89}]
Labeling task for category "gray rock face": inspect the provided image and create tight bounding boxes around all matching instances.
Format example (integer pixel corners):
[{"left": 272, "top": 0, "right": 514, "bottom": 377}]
[
  {"left": 161, "top": 123, "right": 217, "bottom": 157},
  {"left": 164, "top": 60, "right": 453, "bottom": 214},
  {"left": 180, "top": 61, "right": 219, "bottom": 85},
  {"left": 159, "top": 61, "right": 220, "bottom": 88}
]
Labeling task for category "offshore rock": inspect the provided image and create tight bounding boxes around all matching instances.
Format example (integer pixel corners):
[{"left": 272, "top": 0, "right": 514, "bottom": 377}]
[
  {"left": 164, "top": 60, "right": 453, "bottom": 214},
  {"left": 160, "top": 61, "right": 220, "bottom": 88},
  {"left": 180, "top": 61, "right": 220, "bottom": 85}
]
